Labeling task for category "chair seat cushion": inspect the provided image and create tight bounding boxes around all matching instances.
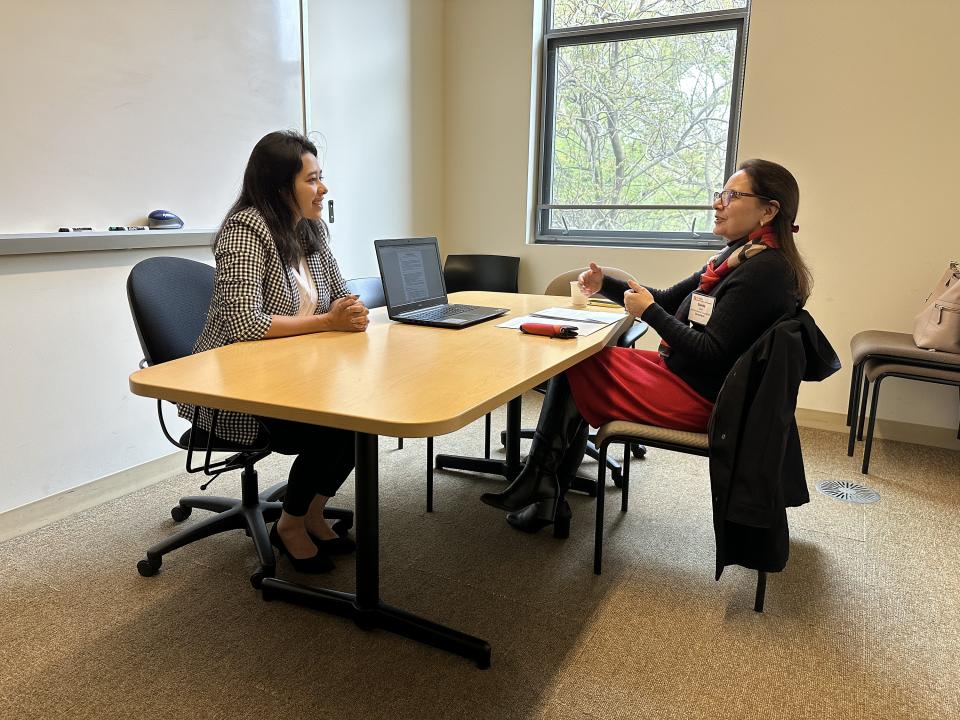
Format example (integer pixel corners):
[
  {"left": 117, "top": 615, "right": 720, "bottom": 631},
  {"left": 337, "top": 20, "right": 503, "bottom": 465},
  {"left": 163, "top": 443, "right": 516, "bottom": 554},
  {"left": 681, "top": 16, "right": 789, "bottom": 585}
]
[
  {"left": 865, "top": 360, "right": 960, "bottom": 383},
  {"left": 595, "top": 420, "right": 709, "bottom": 450},
  {"left": 850, "top": 330, "right": 960, "bottom": 365},
  {"left": 178, "top": 427, "right": 260, "bottom": 452}
]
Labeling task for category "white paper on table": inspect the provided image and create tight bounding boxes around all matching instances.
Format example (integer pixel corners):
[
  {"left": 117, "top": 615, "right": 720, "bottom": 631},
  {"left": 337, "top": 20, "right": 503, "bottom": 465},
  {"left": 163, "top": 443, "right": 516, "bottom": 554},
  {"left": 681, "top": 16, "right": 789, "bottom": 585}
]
[
  {"left": 496, "top": 315, "right": 608, "bottom": 336},
  {"left": 527, "top": 306, "right": 628, "bottom": 325}
]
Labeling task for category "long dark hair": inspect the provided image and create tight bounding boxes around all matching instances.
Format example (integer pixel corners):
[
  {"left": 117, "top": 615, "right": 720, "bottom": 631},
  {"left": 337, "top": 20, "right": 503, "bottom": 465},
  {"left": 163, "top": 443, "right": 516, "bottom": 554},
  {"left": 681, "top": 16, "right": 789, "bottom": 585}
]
[
  {"left": 738, "top": 158, "right": 813, "bottom": 305},
  {"left": 218, "top": 130, "right": 324, "bottom": 268}
]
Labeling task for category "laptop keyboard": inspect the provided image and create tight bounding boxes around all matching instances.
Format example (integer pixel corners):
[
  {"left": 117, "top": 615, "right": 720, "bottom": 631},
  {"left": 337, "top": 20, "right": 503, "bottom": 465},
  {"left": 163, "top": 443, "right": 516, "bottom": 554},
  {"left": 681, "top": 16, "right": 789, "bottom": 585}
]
[{"left": 404, "top": 304, "right": 474, "bottom": 321}]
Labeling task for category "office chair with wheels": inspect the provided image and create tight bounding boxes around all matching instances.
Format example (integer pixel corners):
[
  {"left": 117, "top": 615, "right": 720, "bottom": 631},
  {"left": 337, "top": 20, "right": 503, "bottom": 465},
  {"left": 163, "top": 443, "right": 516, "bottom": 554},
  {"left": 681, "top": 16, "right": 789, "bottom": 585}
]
[
  {"left": 127, "top": 257, "right": 352, "bottom": 588},
  {"left": 345, "top": 275, "right": 385, "bottom": 311},
  {"left": 345, "top": 275, "right": 410, "bottom": 450}
]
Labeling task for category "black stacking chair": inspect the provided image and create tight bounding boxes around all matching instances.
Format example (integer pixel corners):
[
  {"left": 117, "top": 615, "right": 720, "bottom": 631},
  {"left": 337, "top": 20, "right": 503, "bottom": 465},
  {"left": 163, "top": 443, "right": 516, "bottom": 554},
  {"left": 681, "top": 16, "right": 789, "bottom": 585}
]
[
  {"left": 419, "top": 255, "right": 521, "bottom": 511},
  {"left": 590, "top": 312, "right": 838, "bottom": 613},
  {"left": 127, "top": 257, "right": 352, "bottom": 588},
  {"left": 846, "top": 330, "right": 960, "bottom": 473},
  {"left": 443, "top": 254, "right": 521, "bottom": 295},
  {"left": 590, "top": 420, "right": 768, "bottom": 610},
  {"left": 443, "top": 255, "right": 521, "bottom": 457}
]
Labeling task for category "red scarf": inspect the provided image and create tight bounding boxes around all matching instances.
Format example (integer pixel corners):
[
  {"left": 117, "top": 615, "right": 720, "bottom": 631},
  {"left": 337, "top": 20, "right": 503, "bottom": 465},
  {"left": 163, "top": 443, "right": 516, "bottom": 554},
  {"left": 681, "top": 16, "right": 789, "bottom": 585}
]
[
  {"left": 698, "top": 225, "right": 780, "bottom": 294},
  {"left": 658, "top": 226, "right": 780, "bottom": 357}
]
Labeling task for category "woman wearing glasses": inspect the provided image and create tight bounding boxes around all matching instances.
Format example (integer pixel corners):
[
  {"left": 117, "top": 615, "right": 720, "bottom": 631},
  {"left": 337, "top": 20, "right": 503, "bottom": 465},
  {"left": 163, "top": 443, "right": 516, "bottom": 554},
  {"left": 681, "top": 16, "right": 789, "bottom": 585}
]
[{"left": 482, "top": 158, "right": 812, "bottom": 535}]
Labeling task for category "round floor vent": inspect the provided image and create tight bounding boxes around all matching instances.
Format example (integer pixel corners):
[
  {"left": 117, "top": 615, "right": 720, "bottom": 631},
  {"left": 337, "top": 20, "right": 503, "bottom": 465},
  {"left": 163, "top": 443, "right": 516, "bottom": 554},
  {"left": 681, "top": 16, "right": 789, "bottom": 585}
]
[{"left": 816, "top": 480, "right": 880, "bottom": 504}]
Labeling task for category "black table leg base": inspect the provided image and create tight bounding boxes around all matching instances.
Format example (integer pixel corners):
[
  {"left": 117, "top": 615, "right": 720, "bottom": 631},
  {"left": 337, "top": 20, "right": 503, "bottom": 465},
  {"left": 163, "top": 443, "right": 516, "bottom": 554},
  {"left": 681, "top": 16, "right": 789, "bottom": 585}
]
[
  {"left": 435, "top": 454, "right": 597, "bottom": 501},
  {"left": 373, "top": 601, "right": 491, "bottom": 669},
  {"left": 433, "top": 397, "right": 524, "bottom": 486},
  {"left": 261, "top": 577, "right": 356, "bottom": 619},
  {"left": 435, "top": 454, "right": 511, "bottom": 479},
  {"left": 259, "top": 577, "right": 491, "bottom": 669}
]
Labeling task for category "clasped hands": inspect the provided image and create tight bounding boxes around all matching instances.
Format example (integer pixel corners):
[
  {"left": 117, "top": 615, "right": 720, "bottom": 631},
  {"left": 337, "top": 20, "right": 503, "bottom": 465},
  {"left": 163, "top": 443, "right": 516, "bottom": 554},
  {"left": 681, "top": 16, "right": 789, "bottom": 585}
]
[
  {"left": 577, "top": 261, "right": 654, "bottom": 317},
  {"left": 328, "top": 294, "right": 369, "bottom": 332}
]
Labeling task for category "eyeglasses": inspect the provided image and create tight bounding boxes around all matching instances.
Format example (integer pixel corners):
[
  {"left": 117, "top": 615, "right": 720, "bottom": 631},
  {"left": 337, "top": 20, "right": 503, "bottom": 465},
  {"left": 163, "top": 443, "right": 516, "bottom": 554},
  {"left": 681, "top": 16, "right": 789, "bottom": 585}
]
[{"left": 713, "top": 190, "right": 777, "bottom": 208}]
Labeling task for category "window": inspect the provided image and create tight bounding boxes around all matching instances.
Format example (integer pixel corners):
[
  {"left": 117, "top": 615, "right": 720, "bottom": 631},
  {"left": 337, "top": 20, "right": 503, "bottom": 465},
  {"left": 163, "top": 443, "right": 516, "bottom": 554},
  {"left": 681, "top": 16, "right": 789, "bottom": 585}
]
[{"left": 537, "top": 0, "right": 750, "bottom": 248}]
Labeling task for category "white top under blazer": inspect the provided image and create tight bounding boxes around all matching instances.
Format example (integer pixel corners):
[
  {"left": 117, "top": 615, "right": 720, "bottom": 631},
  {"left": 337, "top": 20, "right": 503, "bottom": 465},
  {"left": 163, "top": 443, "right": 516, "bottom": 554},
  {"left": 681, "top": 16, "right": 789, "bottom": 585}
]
[{"left": 178, "top": 206, "right": 349, "bottom": 444}]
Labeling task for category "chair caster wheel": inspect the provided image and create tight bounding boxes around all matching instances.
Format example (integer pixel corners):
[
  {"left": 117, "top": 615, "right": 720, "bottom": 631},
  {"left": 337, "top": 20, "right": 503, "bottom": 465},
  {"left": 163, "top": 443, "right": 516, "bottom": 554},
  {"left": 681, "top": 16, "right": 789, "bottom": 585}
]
[
  {"left": 611, "top": 465, "right": 623, "bottom": 485},
  {"left": 632, "top": 444, "right": 647, "bottom": 459},
  {"left": 137, "top": 557, "right": 161, "bottom": 577},
  {"left": 250, "top": 566, "right": 274, "bottom": 589},
  {"left": 569, "top": 476, "right": 597, "bottom": 498},
  {"left": 332, "top": 518, "right": 353, "bottom": 537},
  {"left": 171, "top": 505, "right": 192, "bottom": 522}
]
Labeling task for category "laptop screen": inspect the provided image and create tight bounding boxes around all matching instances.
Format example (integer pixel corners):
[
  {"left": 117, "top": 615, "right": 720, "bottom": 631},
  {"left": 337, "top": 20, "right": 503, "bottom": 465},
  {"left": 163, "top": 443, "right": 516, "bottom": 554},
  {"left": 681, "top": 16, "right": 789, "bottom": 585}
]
[{"left": 377, "top": 239, "right": 447, "bottom": 308}]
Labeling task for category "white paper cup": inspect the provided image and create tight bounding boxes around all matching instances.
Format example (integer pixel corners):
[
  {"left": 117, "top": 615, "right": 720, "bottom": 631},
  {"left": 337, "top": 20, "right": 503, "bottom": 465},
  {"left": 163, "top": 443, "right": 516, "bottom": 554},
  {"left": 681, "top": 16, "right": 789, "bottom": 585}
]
[{"left": 570, "top": 280, "right": 588, "bottom": 308}]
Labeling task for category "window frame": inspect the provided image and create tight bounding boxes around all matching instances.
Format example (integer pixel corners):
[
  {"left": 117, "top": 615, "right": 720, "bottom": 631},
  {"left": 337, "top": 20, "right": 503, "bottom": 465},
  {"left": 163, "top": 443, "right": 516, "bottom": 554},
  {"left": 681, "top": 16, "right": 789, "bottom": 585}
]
[{"left": 536, "top": 3, "right": 751, "bottom": 250}]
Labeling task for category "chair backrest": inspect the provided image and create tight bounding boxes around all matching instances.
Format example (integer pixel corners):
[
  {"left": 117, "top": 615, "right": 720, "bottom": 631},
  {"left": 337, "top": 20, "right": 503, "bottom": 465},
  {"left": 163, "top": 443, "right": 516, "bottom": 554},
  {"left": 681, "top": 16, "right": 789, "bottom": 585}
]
[
  {"left": 544, "top": 266, "right": 638, "bottom": 296},
  {"left": 443, "top": 254, "right": 520, "bottom": 294},
  {"left": 345, "top": 276, "right": 386, "bottom": 309},
  {"left": 127, "top": 257, "right": 214, "bottom": 366}
]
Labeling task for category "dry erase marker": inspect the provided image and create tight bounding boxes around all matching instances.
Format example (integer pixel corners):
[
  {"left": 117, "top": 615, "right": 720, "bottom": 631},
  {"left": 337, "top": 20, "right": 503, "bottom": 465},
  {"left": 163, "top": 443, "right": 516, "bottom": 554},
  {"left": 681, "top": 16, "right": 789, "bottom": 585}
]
[
  {"left": 327, "top": 199, "right": 335, "bottom": 223},
  {"left": 109, "top": 226, "right": 148, "bottom": 231},
  {"left": 58, "top": 227, "right": 94, "bottom": 232}
]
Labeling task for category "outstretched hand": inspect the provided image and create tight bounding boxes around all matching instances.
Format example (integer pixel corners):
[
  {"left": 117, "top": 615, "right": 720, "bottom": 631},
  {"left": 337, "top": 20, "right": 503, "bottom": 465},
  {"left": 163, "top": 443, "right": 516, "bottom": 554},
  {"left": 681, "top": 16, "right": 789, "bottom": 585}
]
[
  {"left": 578, "top": 261, "right": 604, "bottom": 297},
  {"left": 624, "top": 280, "right": 654, "bottom": 317},
  {"left": 327, "top": 295, "right": 369, "bottom": 332}
]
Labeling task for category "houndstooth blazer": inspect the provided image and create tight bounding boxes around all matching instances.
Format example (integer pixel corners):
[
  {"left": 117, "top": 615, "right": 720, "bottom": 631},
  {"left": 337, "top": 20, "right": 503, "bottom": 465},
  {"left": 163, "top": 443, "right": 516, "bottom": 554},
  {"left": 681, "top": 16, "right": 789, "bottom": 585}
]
[{"left": 177, "top": 206, "right": 350, "bottom": 445}]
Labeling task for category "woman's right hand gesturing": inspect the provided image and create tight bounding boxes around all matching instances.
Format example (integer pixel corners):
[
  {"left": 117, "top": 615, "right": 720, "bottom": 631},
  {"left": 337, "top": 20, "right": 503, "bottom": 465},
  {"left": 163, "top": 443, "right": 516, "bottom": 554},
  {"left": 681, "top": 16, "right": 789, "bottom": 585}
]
[
  {"left": 327, "top": 295, "right": 369, "bottom": 332},
  {"left": 578, "top": 262, "right": 604, "bottom": 297}
]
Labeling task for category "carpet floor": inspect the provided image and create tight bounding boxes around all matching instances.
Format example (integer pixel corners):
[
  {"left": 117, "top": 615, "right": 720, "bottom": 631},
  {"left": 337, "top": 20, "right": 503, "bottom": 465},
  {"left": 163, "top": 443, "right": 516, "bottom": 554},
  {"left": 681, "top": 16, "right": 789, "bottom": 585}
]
[{"left": 1, "top": 393, "right": 958, "bottom": 719}]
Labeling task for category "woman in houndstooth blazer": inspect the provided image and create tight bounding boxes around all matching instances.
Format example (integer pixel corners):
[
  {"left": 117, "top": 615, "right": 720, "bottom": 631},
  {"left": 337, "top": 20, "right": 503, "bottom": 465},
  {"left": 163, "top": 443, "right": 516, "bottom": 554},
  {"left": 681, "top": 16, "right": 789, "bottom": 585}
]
[{"left": 179, "top": 131, "right": 369, "bottom": 573}]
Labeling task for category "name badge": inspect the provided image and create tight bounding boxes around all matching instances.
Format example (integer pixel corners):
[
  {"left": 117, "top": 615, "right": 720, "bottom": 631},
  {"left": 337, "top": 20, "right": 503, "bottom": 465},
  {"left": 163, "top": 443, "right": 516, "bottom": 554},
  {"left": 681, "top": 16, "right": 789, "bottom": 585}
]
[{"left": 688, "top": 293, "right": 716, "bottom": 325}]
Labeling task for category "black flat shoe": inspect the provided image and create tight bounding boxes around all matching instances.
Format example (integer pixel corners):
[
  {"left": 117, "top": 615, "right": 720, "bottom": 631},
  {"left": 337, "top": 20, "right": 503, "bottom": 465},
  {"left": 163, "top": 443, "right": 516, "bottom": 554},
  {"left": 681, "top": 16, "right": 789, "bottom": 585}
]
[
  {"left": 307, "top": 532, "right": 356, "bottom": 555},
  {"left": 506, "top": 500, "right": 572, "bottom": 539},
  {"left": 269, "top": 524, "right": 335, "bottom": 574},
  {"left": 331, "top": 518, "right": 352, "bottom": 538}
]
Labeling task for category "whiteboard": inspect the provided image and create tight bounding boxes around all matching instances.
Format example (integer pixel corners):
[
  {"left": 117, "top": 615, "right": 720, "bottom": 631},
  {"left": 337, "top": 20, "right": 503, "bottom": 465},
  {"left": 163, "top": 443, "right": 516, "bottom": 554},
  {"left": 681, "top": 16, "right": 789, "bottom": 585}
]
[{"left": 0, "top": 0, "right": 305, "bottom": 234}]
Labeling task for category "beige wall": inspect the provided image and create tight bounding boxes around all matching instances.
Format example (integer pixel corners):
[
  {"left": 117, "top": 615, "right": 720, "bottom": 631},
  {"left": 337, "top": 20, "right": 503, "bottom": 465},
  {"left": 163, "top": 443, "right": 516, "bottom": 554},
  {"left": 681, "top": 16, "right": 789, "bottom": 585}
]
[
  {"left": 309, "top": 0, "right": 444, "bottom": 278},
  {"left": 443, "top": 0, "right": 960, "bottom": 441}
]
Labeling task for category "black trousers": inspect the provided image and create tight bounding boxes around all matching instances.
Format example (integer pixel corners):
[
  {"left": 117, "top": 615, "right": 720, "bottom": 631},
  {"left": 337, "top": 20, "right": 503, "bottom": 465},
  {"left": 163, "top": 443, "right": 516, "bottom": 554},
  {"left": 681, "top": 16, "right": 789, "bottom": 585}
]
[{"left": 256, "top": 417, "right": 355, "bottom": 516}]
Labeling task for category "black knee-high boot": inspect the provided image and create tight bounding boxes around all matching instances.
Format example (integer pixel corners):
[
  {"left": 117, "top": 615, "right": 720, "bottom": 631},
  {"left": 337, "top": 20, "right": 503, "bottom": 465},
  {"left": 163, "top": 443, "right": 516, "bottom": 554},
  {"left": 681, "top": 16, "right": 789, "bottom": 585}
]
[
  {"left": 480, "top": 374, "right": 583, "bottom": 515},
  {"left": 506, "top": 418, "right": 587, "bottom": 536}
]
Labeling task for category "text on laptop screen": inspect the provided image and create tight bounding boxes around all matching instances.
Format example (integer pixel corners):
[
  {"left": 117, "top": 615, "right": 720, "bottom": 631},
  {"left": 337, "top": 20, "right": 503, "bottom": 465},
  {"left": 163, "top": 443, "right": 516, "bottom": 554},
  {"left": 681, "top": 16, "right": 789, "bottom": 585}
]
[{"left": 379, "top": 242, "right": 446, "bottom": 306}]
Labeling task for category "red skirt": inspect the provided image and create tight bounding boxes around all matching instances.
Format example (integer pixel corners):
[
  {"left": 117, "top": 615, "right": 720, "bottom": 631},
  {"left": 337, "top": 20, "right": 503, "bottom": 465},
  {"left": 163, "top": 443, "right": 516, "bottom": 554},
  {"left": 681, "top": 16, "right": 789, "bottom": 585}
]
[{"left": 565, "top": 348, "right": 713, "bottom": 432}]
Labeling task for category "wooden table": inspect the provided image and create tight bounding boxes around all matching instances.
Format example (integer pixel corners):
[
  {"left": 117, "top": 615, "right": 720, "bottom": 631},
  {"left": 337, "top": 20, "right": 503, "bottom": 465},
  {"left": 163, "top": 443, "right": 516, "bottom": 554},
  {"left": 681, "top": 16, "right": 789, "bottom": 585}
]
[{"left": 129, "top": 291, "right": 628, "bottom": 667}]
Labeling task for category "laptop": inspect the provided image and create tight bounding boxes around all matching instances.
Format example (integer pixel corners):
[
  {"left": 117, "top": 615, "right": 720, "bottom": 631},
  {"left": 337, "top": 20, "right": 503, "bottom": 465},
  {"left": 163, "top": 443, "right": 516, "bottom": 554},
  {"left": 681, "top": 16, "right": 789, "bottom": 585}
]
[{"left": 374, "top": 237, "right": 509, "bottom": 328}]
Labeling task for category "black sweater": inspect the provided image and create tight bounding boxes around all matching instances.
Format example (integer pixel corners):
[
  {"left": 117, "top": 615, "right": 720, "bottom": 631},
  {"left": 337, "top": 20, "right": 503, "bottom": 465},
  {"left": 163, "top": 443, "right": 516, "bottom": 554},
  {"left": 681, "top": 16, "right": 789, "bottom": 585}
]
[{"left": 600, "top": 242, "right": 798, "bottom": 401}]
